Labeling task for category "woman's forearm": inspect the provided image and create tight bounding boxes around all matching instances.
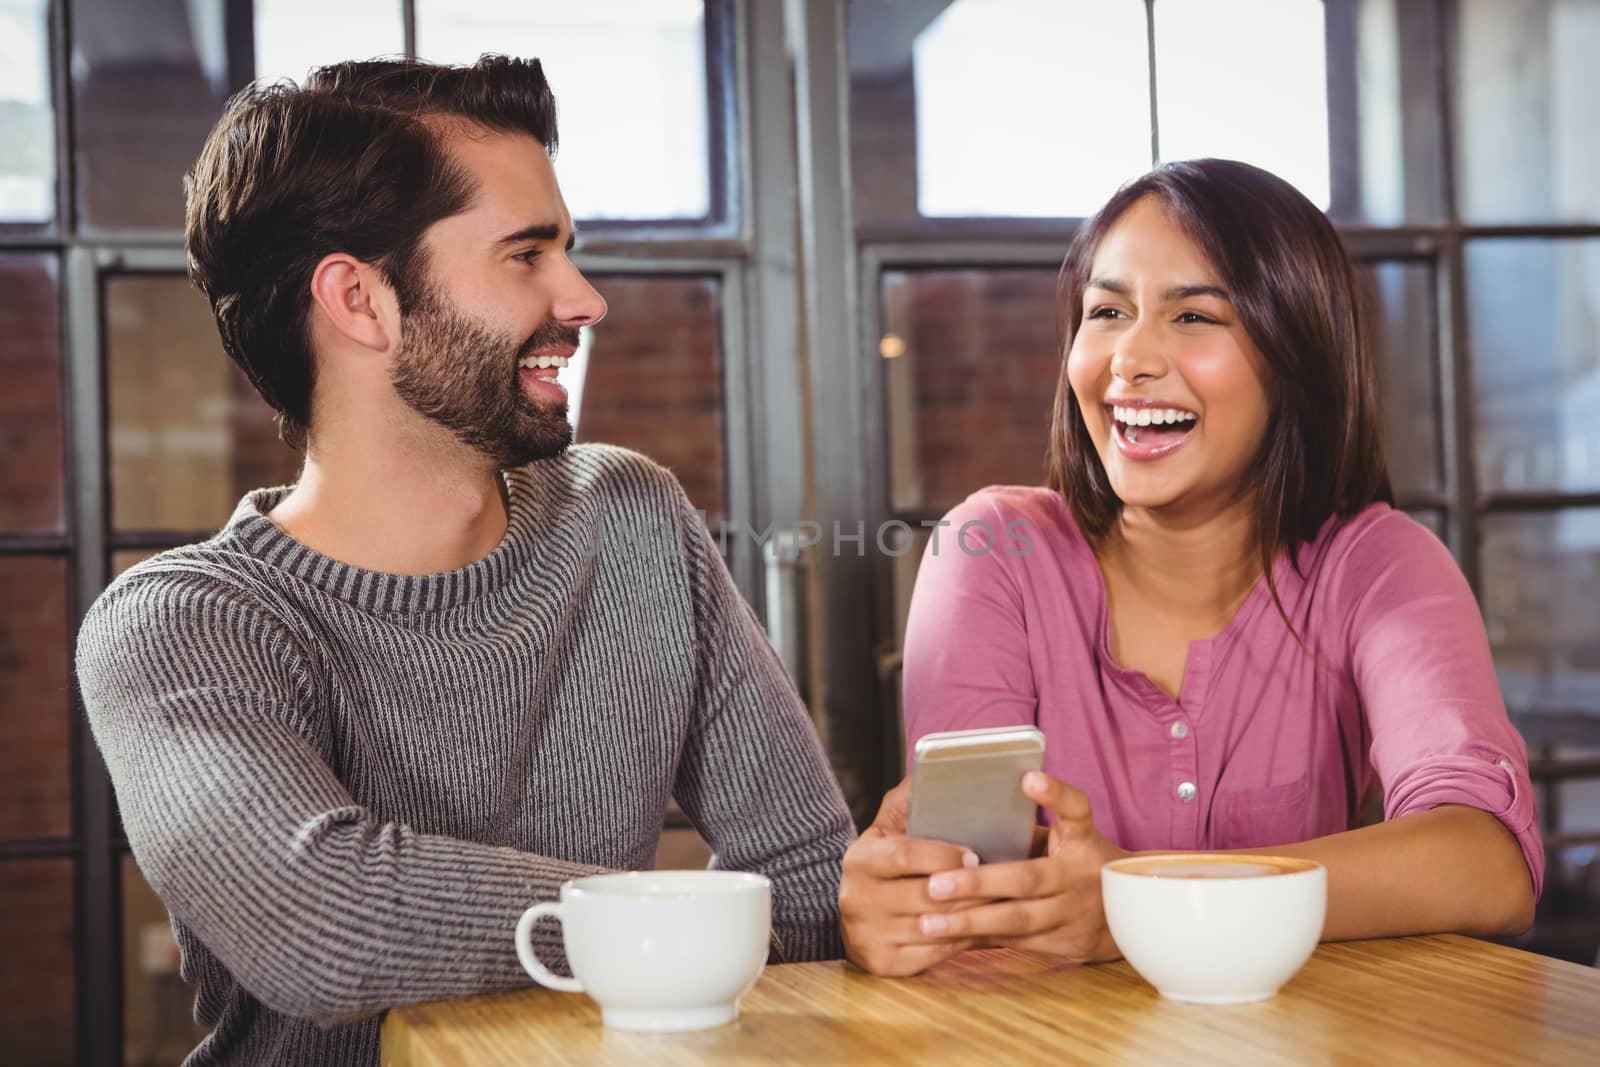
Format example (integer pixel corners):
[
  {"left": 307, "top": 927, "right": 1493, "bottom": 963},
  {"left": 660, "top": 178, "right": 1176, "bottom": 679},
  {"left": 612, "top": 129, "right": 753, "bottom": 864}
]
[{"left": 1228, "top": 804, "right": 1535, "bottom": 941}]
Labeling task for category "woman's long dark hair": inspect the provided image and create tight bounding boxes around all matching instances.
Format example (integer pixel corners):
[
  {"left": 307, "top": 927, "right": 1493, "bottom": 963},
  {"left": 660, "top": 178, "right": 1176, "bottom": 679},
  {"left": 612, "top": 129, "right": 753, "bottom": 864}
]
[{"left": 1046, "top": 159, "right": 1393, "bottom": 630}]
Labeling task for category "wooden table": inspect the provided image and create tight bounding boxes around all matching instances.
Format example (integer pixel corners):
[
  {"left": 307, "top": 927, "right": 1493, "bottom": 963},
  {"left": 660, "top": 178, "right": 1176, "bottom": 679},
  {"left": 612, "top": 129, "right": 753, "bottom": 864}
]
[{"left": 382, "top": 935, "right": 1600, "bottom": 1065}]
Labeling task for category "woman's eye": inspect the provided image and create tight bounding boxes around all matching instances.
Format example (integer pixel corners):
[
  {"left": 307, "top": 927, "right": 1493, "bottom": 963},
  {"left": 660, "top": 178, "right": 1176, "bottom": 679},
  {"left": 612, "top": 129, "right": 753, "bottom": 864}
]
[
  {"left": 1086, "top": 306, "right": 1124, "bottom": 320},
  {"left": 1175, "top": 311, "right": 1216, "bottom": 325}
]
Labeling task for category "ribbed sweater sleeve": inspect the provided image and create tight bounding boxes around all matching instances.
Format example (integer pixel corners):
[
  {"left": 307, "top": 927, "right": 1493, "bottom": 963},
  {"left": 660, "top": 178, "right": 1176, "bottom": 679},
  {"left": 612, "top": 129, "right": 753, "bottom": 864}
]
[
  {"left": 671, "top": 498, "right": 854, "bottom": 961},
  {"left": 77, "top": 572, "right": 606, "bottom": 1028}
]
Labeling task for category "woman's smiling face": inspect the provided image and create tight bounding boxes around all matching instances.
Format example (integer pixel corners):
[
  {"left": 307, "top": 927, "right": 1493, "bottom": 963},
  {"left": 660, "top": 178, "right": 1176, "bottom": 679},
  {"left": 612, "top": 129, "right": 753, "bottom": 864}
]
[{"left": 1066, "top": 195, "right": 1273, "bottom": 522}]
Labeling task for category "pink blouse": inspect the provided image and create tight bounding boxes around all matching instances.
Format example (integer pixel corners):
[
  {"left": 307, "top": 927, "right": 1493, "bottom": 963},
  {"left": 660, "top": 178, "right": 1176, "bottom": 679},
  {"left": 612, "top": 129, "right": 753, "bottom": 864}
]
[{"left": 902, "top": 487, "right": 1543, "bottom": 898}]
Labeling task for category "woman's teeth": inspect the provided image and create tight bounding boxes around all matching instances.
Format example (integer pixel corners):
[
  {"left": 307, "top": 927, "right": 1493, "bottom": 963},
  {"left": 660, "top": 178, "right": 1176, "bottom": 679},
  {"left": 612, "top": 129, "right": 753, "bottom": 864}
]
[
  {"left": 1113, "top": 406, "right": 1196, "bottom": 445},
  {"left": 1112, "top": 405, "right": 1196, "bottom": 427}
]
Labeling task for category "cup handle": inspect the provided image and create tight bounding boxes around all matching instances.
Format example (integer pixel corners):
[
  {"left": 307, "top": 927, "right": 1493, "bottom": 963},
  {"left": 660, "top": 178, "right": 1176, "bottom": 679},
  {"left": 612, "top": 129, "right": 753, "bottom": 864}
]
[{"left": 515, "top": 902, "right": 584, "bottom": 993}]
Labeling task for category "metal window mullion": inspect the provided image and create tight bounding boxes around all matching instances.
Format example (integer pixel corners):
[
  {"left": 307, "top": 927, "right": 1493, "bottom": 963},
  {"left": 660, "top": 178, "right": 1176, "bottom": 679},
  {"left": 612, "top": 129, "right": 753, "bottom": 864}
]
[
  {"left": 792, "top": 0, "right": 887, "bottom": 819},
  {"left": 858, "top": 243, "right": 893, "bottom": 718},
  {"left": 50, "top": 0, "right": 74, "bottom": 234},
  {"left": 859, "top": 241, "right": 1070, "bottom": 270},
  {"left": 718, "top": 264, "right": 760, "bottom": 604},
  {"left": 1431, "top": 0, "right": 1480, "bottom": 594},
  {"left": 1145, "top": 0, "right": 1160, "bottom": 165},
  {"left": 223, "top": 0, "right": 256, "bottom": 92},
  {"left": 705, "top": 0, "right": 737, "bottom": 229},
  {"left": 403, "top": 0, "right": 417, "bottom": 59},
  {"left": 64, "top": 243, "right": 118, "bottom": 1067},
  {"left": 570, "top": 252, "right": 743, "bottom": 275},
  {"left": 1480, "top": 492, "right": 1600, "bottom": 513},
  {"left": 0, "top": 837, "right": 82, "bottom": 860},
  {"left": 1324, "top": 0, "right": 1361, "bottom": 219},
  {"left": 742, "top": 0, "right": 806, "bottom": 621},
  {"left": 0, "top": 535, "right": 70, "bottom": 554}
]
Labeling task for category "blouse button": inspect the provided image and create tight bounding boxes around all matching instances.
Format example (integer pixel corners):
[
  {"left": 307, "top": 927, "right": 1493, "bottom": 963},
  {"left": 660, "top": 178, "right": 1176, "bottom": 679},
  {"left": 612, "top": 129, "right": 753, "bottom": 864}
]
[
  {"left": 1170, "top": 721, "right": 1190, "bottom": 740},
  {"left": 1176, "top": 781, "right": 1197, "bottom": 802}
]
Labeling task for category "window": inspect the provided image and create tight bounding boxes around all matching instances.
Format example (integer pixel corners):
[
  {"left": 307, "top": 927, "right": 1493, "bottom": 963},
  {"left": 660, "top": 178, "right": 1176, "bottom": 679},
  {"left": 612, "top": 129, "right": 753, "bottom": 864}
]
[
  {"left": 908, "top": 0, "right": 1330, "bottom": 218},
  {"left": 0, "top": 0, "right": 54, "bottom": 225},
  {"left": 254, "top": 0, "right": 404, "bottom": 83},
  {"left": 1154, "top": 0, "right": 1329, "bottom": 208},
  {"left": 106, "top": 275, "right": 301, "bottom": 532},
  {"left": 1467, "top": 240, "right": 1600, "bottom": 494},
  {"left": 880, "top": 268, "right": 1058, "bottom": 512},
  {"left": 913, "top": 0, "right": 1150, "bottom": 217},
  {"left": 1454, "top": 0, "right": 1600, "bottom": 224},
  {"left": 0, "top": 860, "right": 75, "bottom": 1066},
  {"left": 0, "top": 254, "right": 64, "bottom": 531},
  {"left": 416, "top": 0, "right": 712, "bottom": 221},
  {"left": 0, "top": 557, "right": 71, "bottom": 840},
  {"left": 574, "top": 275, "right": 728, "bottom": 521}
]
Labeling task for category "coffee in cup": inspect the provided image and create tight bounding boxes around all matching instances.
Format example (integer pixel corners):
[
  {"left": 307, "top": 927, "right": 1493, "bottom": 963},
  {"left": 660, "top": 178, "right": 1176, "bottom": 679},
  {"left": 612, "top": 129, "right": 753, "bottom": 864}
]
[
  {"left": 515, "top": 870, "right": 771, "bottom": 1032},
  {"left": 1101, "top": 854, "right": 1326, "bottom": 1003}
]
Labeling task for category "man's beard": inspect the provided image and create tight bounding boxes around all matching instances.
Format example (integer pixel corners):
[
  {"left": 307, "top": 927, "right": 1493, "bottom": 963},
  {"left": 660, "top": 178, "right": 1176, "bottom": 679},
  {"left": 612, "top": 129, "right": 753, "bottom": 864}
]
[{"left": 389, "top": 284, "right": 579, "bottom": 469}]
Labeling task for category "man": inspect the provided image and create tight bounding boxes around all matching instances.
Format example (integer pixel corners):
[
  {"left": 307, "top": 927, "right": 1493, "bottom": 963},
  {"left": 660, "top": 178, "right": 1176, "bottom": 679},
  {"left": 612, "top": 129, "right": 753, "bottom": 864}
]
[{"left": 76, "top": 55, "right": 854, "bottom": 1066}]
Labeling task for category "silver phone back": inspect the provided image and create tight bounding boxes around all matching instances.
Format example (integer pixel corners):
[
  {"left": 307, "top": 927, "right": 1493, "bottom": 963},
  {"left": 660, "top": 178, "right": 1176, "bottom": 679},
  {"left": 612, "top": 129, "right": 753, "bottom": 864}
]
[{"left": 908, "top": 727, "right": 1044, "bottom": 863}]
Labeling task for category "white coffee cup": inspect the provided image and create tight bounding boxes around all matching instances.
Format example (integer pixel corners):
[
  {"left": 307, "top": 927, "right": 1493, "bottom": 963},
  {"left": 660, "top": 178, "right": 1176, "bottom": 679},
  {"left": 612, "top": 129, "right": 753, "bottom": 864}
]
[
  {"left": 1101, "top": 854, "right": 1327, "bottom": 1004},
  {"left": 514, "top": 870, "right": 772, "bottom": 1032}
]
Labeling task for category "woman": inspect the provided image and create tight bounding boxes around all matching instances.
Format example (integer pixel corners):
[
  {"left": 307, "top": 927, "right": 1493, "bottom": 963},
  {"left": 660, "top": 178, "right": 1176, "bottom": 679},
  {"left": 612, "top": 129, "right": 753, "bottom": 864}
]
[{"left": 839, "top": 159, "right": 1541, "bottom": 978}]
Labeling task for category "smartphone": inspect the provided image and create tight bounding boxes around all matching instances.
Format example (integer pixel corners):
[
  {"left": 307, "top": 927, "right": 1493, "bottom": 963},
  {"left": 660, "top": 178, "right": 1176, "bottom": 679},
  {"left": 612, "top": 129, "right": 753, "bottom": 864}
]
[{"left": 907, "top": 725, "right": 1045, "bottom": 864}]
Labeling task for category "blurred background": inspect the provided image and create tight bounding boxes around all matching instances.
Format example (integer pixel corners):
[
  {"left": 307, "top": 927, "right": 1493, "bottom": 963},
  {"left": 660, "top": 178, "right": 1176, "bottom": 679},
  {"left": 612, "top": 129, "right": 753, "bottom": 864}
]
[{"left": 0, "top": 0, "right": 1596, "bottom": 1062}]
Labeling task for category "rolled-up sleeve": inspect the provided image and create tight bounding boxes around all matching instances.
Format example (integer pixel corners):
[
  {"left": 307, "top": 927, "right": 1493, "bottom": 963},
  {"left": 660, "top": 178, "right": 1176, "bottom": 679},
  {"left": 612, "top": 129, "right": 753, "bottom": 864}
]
[{"left": 1345, "top": 514, "right": 1543, "bottom": 898}]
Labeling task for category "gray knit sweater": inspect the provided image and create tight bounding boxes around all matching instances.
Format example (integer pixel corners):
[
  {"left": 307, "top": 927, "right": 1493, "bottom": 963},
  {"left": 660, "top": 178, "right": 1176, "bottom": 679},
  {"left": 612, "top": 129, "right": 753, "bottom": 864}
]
[{"left": 76, "top": 445, "right": 855, "bottom": 1066}]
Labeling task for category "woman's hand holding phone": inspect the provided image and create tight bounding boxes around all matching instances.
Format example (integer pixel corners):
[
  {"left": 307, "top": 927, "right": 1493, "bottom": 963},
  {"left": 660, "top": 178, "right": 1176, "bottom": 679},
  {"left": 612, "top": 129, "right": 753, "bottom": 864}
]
[
  {"left": 839, "top": 779, "right": 988, "bottom": 977},
  {"left": 915, "top": 771, "right": 1128, "bottom": 963}
]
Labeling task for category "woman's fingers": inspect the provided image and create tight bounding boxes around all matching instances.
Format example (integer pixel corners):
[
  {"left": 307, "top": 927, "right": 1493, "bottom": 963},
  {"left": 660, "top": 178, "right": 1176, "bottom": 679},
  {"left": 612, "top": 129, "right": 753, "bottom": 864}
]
[
  {"left": 1022, "top": 771, "right": 1094, "bottom": 826},
  {"left": 842, "top": 831, "right": 976, "bottom": 882},
  {"left": 871, "top": 777, "right": 912, "bottom": 835},
  {"left": 923, "top": 854, "right": 1070, "bottom": 904},
  {"left": 918, "top": 894, "right": 1071, "bottom": 942}
]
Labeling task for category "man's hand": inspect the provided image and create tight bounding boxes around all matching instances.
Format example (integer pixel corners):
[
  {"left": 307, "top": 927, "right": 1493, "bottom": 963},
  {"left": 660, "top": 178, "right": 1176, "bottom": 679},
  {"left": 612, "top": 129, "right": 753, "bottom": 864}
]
[
  {"left": 911, "top": 772, "right": 1127, "bottom": 962},
  {"left": 838, "top": 779, "right": 985, "bottom": 977}
]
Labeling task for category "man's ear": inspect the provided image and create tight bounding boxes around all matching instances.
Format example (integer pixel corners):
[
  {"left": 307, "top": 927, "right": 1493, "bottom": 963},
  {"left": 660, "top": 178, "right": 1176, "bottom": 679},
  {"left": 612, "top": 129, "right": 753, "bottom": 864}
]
[{"left": 308, "top": 253, "right": 399, "bottom": 354}]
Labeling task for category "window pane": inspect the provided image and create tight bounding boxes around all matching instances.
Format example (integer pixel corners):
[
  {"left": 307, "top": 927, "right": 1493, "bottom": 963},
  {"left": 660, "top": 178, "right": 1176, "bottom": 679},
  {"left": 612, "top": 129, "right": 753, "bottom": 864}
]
[
  {"left": 1455, "top": 0, "right": 1600, "bottom": 223},
  {"left": 1154, "top": 0, "right": 1329, "bottom": 209},
  {"left": 0, "top": 0, "right": 55, "bottom": 224},
  {"left": 1483, "top": 511, "right": 1600, "bottom": 719},
  {"left": 0, "top": 859, "right": 75, "bottom": 1066},
  {"left": 1356, "top": 261, "right": 1441, "bottom": 495},
  {"left": 0, "top": 557, "right": 70, "bottom": 840},
  {"left": 1466, "top": 240, "right": 1600, "bottom": 494},
  {"left": 1329, "top": 0, "right": 1448, "bottom": 223},
  {"left": 912, "top": 0, "right": 1150, "bottom": 218},
  {"left": 574, "top": 275, "right": 725, "bottom": 521},
  {"left": 107, "top": 275, "right": 302, "bottom": 532},
  {"left": 254, "top": 0, "right": 404, "bottom": 84},
  {"left": 0, "top": 253, "right": 64, "bottom": 532},
  {"left": 112, "top": 549, "right": 159, "bottom": 579},
  {"left": 415, "top": 0, "right": 710, "bottom": 221},
  {"left": 124, "top": 854, "right": 208, "bottom": 1065},
  {"left": 881, "top": 269, "right": 1059, "bottom": 512},
  {"left": 71, "top": 0, "right": 231, "bottom": 231}
]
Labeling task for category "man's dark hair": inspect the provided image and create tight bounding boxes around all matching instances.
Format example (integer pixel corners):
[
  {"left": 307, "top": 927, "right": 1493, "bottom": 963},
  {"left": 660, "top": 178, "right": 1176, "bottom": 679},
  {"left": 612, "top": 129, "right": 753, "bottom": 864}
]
[
  {"left": 1047, "top": 158, "right": 1394, "bottom": 633},
  {"left": 184, "top": 55, "right": 558, "bottom": 450}
]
